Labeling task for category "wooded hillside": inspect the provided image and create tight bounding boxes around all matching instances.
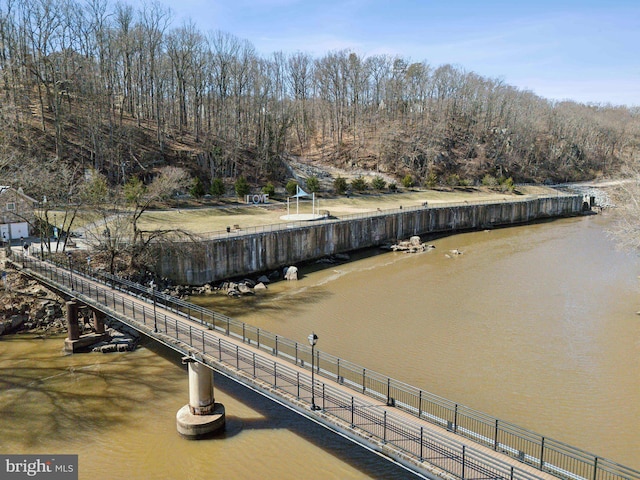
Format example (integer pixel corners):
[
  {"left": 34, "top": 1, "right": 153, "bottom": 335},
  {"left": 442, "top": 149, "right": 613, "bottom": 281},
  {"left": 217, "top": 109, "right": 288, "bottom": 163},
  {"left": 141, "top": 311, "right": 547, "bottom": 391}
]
[{"left": 1, "top": 0, "right": 638, "bottom": 200}]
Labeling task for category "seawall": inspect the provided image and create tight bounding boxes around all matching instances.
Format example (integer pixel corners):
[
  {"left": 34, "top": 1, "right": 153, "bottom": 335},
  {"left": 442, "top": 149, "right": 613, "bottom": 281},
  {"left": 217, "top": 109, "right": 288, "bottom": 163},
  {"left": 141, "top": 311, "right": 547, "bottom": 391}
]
[{"left": 153, "top": 195, "right": 584, "bottom": 285}]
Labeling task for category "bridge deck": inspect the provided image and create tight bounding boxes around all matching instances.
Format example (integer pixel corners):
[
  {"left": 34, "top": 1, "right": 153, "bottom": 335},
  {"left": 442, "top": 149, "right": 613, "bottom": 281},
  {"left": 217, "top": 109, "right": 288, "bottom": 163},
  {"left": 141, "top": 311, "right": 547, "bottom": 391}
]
[{"left": 12, "top": 255, "right": 612, "bottom": 480}]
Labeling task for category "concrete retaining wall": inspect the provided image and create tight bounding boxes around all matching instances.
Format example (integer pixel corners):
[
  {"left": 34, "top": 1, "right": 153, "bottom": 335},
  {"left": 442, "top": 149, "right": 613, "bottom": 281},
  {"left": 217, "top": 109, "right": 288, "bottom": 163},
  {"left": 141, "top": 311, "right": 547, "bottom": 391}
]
[{"left": 154, "top": 195, "right": 583, "bottom": 285}]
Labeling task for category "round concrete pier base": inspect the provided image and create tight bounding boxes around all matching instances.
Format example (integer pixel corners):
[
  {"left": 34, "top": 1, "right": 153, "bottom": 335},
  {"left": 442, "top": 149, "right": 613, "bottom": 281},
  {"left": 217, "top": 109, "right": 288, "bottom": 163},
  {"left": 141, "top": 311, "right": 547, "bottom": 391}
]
[{"left": 176, "top": 403, "right": 226, "bottom": 439}]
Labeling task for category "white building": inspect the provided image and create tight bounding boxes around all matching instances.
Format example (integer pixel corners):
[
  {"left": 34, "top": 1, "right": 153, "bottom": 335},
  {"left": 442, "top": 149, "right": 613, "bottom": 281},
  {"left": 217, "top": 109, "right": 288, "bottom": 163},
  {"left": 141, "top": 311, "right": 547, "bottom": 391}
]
[{"left": 0, "top": 186, "right": 37, "bottom": 244}]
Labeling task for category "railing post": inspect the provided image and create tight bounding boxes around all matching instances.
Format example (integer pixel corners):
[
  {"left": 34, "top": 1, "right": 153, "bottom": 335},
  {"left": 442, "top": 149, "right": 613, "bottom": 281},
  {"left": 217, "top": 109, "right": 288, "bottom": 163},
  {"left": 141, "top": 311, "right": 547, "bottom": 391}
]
[
  {"left": 454, "top": 403, "right": 458, "bottom": 433},
  {"left": 242, "top": 323, "right": 245, "bottom": 342},
  {"left": 218, "top": 338, "right": 222, "bottom": 361},
  {"left": 420, "top": 426, "right": 424, "bottom": 462},
  {"left": 337, "top": 358, "right": 340, "bottom": 382},
  {"left": 297, "top": 372, "right": 300, "bottom": 398},
  {"left": 593, "top": 457, "right": 599, "bottom": 480},
  {"left": 189, "top": 325, "right": 192, "bottom": 345},
  {"left": 494, "top": 419, "right": 499, "bottom": 450},
  {"left": 253, "top": 353, "right": 256, "bottom": 378},
  {"left": 275, "top": 335, "right": 278, "bottom": 356},
  {"left": 351, "top": 397, "right": 354, "bottom": 427},
  {"left": 383, "top": 411, "right": 387, "bottom": 443},
  {"left": 362, "top": 368, "right": 366, "bottom": 393},
  {"left": 295, "top": 342, "right": 298, "bottom": 364},
  {"left": 322, "top": 383, "right": 325, "bottom": 410},
  {"left": 387, "top": 378, "right": 391, "bottom": 405},
  {"left": 461, "top": 445, "right": 466, "bottom": 480},
  {"left": 236, "top": 345, "right": 239, "bottom": 369},
  {"left": 540, "top": 436, "right": 545, "bottom": 469},
  {"left": 202, "top": 331, "right": 205, "bottom": 353},
  {"left": 274, "top": 362, "right": 277, "bottom": 386},
  {"left": 418, "top": 390, "right": 423, "bottom": 418},
  {"left": 257, "top": 328, "right": 260, "bottom": 348}
]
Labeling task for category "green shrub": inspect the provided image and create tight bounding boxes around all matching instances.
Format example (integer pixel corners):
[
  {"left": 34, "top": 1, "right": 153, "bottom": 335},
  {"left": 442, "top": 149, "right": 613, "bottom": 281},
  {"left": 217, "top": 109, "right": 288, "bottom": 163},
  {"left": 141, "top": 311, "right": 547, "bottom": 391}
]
[
  {"left": 402, "top": 174, "right": 414, "bottom": 188},
  {"left": 499, "top": 176, "right": 515, "bottom": 192},
  {"left": 447, "top": 174, "right": 461, "bottom": 187},
  {"left": 262, "top": 182, "right": 275, "bottom": 196},
  {"left": 285, "top": 180, "right": 298, "bottom": 196},
  {"left": 306, "top": 176, "right": 320, "bottom": 193},
  {"left": 371, "top": 176, "right": 386, "bottom": 191},
  {"left": 210, "top": 177, "right": 225, "bottom": 197},
  {"left": 190, "top": 177, "right": 206, "bottom": 198},
  {"left": 482, "top": 174, "right": 498, "bottom": 187},
  {"left": 234, "top": 176, "right": 250, "bottom": 198},
  {"left": 388, "top": 182, "right": 398, "bottom": 192},
  {"left": 350, "top": 176, "right": 368, "bottom": 192},
  {"left": 425, "top": 172, "right": 438, "bottom": 189},
  {"left": 334, "top": 176, "right": 348, "bottom": 195}
]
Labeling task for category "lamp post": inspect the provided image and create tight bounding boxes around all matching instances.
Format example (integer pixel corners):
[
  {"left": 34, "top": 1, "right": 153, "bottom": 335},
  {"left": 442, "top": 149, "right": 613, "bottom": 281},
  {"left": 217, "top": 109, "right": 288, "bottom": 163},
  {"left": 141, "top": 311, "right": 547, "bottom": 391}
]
[
  {"left": 308, "top": 332, "right": 320, "bottom": 410},
  {"left": 66, "top": 252, "right": 73, "bottom": 291},
  {"left": 40, "top": 196, "right": 46, "bottom": 259},
  {"left": 149, "top": 280, "right": 157, "bottom": 332}
]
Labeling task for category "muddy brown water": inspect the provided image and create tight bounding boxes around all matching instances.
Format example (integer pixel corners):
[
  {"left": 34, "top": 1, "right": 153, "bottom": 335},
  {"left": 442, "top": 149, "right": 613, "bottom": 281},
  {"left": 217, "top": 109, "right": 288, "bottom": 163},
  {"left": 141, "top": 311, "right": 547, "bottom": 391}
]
[{"left": 1, "top": 212, "right": 638, "bottom": 479}]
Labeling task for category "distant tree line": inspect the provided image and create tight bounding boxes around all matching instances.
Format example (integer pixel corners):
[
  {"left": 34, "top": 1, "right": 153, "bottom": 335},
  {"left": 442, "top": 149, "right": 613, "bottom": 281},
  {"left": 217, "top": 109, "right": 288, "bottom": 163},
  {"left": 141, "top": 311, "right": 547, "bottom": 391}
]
[{"left": 0, "top": 0, "right": 638, "bottom": 195}]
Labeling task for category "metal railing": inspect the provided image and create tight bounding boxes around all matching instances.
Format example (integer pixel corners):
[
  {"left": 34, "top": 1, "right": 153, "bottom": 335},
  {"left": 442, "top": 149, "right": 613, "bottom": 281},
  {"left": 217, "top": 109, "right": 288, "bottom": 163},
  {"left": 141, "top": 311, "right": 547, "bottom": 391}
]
[
  {"left": 19, "top": 254, "right": 549, "bottom": 480},
  {"left": 16, "top": 254, "right": 639, "bottom": 480}
]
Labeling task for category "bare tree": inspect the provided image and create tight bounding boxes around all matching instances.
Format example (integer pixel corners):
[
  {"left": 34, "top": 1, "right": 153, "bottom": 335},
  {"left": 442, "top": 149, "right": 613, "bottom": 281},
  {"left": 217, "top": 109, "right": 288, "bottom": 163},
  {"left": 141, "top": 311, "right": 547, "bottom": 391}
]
[{"left": 610, "top": 164, "right": 640, "bottom": 252}]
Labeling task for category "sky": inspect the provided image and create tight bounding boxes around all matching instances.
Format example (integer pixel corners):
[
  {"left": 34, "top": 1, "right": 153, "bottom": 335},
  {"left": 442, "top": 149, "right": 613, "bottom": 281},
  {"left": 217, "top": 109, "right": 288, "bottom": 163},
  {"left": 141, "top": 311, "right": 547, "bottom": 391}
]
[{"left": 161, "top": 0, "right": 640, "bottom": 107}]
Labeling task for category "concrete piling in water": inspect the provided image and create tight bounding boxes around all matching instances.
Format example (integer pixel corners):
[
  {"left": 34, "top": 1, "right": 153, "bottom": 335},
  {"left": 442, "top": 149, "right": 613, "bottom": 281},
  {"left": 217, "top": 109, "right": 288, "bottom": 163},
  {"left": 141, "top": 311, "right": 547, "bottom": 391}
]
[
  {"left": 66, "top": 301, "right": 79, "bottom": 341},
  {"left": 64, "top": 303, "right": 110, "bottom": 353},
  {"left": 92, "top": 310, "right": 106, "bottom": 334},
  {"left": 176, "top": 356, "right": 225, "bottom": 439}
]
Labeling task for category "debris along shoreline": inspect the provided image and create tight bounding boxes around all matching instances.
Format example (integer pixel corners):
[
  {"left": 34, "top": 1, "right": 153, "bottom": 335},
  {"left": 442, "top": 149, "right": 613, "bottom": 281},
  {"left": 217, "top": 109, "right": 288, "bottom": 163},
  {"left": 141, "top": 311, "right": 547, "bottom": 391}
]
[{"left": 0, "top": 268, "right": 139, "bottom": 353}]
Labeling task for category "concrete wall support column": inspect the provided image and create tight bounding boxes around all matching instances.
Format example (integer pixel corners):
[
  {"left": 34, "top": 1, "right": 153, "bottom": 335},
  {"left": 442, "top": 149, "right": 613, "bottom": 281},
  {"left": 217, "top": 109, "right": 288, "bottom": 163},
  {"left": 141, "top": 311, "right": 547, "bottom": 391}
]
[
  {"left": 187, "top": 360, "right": 215, "bottom": 415},
  {"left": 92, "top": 310, "right": 106, "bottom": 334},
  {"left": 66, "top": 301, "right": 79, "bottom": 341},
  {"left": 176, "top": 357, "right": 225, "bottom": 439}
]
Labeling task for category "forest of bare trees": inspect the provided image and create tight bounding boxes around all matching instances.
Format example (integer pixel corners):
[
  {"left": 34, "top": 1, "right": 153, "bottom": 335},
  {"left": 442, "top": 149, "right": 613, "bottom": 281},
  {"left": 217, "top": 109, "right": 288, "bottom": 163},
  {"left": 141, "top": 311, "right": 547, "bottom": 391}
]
[{"left": 1, "top": 0, "right": 638, "bottom": 201}]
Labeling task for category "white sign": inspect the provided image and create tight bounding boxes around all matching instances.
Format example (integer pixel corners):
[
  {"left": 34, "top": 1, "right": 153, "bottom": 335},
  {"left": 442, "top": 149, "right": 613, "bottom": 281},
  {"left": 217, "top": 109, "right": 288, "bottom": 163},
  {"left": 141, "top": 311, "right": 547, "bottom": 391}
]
[{"left": 245, "top": 193, "right": 269, "bottom": 204}]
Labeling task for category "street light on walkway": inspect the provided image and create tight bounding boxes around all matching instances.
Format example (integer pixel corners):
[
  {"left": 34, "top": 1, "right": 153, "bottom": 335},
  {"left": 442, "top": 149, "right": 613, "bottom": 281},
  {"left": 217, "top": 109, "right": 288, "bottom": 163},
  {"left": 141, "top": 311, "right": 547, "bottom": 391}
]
[
  {"left": 149, "top": 280, "right": 157, "bottom": 333},
  {"left": 308, "top": 332, "right": 320, "bottom": 410}
]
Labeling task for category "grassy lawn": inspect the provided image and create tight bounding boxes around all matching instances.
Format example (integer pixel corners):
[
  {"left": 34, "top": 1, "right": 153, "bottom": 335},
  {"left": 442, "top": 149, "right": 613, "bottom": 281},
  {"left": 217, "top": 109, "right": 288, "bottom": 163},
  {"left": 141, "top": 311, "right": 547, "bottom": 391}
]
[{"left": 135, "top": 186, "right": 560, "bottom": 235}]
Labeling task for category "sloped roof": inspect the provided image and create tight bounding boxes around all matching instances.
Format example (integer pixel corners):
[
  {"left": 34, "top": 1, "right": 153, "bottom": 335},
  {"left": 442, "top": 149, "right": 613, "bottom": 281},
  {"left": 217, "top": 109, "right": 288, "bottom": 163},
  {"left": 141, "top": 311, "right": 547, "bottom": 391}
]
[{"left": 0, "top": 186, "right": 38, "bottom": 203}]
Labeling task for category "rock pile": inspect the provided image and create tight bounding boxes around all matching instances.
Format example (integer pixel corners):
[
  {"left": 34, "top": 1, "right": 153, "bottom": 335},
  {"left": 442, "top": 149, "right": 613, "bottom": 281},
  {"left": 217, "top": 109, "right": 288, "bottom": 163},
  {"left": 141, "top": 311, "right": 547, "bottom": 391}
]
[
  {"left": 387, "top": 236, "right": 436, "bottom": 253},
  {"left": 0, "top": 271, "right": 66, "bottom": 336},
  {"left": 91, "top": 324, "right": 140, "bottom": 353}
]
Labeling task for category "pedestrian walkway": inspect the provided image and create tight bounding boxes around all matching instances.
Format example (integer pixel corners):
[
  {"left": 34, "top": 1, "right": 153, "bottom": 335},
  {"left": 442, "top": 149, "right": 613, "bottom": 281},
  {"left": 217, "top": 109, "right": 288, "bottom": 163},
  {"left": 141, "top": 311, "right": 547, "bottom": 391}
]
[{"left": 12, "top": 254, "right": 638, "bottom": 480}]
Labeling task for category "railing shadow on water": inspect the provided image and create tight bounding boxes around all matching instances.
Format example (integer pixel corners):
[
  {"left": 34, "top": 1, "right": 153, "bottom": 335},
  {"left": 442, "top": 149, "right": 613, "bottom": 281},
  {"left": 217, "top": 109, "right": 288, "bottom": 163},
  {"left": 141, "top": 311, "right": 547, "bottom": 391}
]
[{"left": 13, "top": 253, "right": 639, "bottom": 480}]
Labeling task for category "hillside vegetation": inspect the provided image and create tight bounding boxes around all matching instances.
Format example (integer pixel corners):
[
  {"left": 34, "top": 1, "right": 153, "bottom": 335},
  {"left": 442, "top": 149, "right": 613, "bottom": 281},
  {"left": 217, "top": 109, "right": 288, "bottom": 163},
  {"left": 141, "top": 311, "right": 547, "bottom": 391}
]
[{"left": 1, "top": 0, "right": 639, "bottom": 203}]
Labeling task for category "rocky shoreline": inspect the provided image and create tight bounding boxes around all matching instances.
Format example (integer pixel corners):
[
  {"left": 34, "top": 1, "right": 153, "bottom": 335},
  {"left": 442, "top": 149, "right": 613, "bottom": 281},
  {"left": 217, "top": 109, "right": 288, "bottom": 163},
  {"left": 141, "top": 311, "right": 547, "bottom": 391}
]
[{"left": 0, "top": 268, "right": 139, "bottom": 352}]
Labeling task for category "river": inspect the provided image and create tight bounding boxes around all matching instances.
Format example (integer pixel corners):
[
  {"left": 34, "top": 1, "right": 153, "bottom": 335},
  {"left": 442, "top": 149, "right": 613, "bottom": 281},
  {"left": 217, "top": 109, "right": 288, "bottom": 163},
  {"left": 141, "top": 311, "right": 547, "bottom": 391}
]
[{"left": 1, "top": 212, "right": 638, "bottom": 478}]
